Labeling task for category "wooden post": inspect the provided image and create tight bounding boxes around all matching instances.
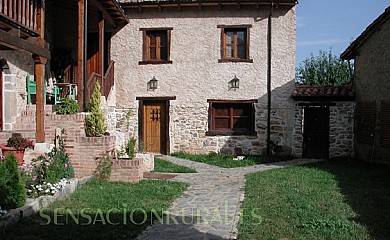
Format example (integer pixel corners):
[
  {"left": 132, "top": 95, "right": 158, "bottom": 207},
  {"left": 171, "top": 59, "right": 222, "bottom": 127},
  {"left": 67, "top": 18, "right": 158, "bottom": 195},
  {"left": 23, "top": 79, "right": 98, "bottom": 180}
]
[
  {"left": 33, "top": 56, "right": 47, "bottom": 143},
  {"left": 98, "top": 12, "right": 105, "bottom": 77},
  {"left": 77, "top": 0, "right": 85, "bottom": 110},
  {"left": 34, "top": 0, "right": 46, "bottom": 143}
]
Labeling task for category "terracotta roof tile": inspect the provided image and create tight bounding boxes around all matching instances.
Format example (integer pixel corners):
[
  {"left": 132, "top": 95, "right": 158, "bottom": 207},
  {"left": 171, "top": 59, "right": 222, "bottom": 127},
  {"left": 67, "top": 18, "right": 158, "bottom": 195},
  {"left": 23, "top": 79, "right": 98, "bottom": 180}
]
[{"left": 292, "top": 85, "right": 354, "bottom": 99}]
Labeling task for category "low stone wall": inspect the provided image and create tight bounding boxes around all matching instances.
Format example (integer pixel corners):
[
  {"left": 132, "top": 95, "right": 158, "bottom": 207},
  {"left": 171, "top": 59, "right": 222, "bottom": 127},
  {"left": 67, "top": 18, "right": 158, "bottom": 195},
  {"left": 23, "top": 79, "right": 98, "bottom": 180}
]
[
  {"left": 110, "top": 158, "right": 143, "bottom": 183},
  {"left": 0, "top": 177, "right": 91, "bottom": 230},
  {"left": 63, "top": 136, "right": 116, "bottom": 178}
]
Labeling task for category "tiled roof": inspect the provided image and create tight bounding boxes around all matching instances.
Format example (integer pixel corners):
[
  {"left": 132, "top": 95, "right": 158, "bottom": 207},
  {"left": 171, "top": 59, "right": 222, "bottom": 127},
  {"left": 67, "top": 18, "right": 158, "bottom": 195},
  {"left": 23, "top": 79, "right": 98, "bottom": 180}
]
[
  {"left": 341, "top": 6, "right": 390, "bottom": 60},
  {"left": 292, "top": 85, "right": 354, "bottom": 100},
  {"left": 118, "top": 0, "right": 297, "bottom": 5}
]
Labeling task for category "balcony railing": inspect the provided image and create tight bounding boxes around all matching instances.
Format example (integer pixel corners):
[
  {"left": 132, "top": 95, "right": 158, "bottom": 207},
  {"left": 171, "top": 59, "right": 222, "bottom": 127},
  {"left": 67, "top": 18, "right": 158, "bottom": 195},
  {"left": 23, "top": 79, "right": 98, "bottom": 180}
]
[{"left": 0, "top": 0, "right": 38, "bottom": 32}]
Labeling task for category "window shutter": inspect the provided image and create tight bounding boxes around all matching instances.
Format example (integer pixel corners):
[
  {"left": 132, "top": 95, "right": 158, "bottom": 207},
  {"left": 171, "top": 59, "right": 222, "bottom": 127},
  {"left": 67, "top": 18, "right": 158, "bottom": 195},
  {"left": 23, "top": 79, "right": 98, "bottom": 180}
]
[
  {"left": 3, "top": 74, "right": 17, "bottom": 124},
  {"left": 381, "top": 101, "right": 390, "bottom": 148}
]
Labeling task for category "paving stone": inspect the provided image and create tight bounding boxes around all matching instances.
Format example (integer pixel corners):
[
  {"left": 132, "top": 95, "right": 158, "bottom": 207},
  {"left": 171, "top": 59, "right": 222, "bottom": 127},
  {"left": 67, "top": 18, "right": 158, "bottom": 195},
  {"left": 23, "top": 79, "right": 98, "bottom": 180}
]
[{"left": 137, "top": 156, "right": 323, "bottom": 240}]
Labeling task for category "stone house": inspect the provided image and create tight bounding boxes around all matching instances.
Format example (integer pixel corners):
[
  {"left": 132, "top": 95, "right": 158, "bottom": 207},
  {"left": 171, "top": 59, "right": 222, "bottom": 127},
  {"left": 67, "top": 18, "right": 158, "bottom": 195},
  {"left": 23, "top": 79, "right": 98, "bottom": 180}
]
[
  {"left": 108, "top": 0, "right": 298, "bottom": 155},
  {"left": 341, "top": 6, "right": 390, "bottom": 165}
]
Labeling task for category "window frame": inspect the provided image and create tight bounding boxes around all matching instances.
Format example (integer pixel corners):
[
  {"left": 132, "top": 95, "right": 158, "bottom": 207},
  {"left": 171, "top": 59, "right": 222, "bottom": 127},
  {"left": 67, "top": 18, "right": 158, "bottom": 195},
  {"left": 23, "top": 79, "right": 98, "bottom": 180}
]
[
  {"left": 139, "top": 27, "right": 173, "bottom": 65},
  {"left": 217, "top": 25, "right": 253, "bottom": 63},
  {"left": 206, "top": 99, "right": 257, "bottom": 136}
]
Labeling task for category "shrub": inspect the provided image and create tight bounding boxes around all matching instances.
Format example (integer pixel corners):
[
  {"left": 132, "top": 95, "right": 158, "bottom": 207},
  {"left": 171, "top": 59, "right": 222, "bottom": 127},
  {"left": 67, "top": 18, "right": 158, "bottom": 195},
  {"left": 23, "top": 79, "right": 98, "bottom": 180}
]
[
  {"left": 20, "top": 134, "right": 74, "bottom": 198},
  {"left": 54, "top": 98, "right": 80, "bottom": 115},
  {"left": 0, "top": 155, "right": 26, "bottom": 209},
  {"left": 125, "top": 138, "right": 137, "bottom": 159},
  {"left": 94, "top": 154, "right": 112, "bottom": 181},
  {"left": 296, "top": 49, "right": 353, "bottom": 86},
  {"left": 85, "top": 82, "right": 107, "bottom": 136}
]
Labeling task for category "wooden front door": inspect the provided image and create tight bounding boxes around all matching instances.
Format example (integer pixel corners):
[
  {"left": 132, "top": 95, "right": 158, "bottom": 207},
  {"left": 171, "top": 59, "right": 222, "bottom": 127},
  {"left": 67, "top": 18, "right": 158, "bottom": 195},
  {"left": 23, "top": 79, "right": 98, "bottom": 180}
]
[
  {"left": 143, "top": 102, "right": 166, "bottom": 154},
  {"left": 303, "top": 106, "right": 329, "bottom": 159}
]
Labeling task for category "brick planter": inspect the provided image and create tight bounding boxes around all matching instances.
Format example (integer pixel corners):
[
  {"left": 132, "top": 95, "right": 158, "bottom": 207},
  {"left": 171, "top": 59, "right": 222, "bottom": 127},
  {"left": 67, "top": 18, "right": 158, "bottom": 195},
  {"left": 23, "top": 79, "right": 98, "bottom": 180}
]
[{"left": 109, "top": 158, "right": 143, "bottom": 183}]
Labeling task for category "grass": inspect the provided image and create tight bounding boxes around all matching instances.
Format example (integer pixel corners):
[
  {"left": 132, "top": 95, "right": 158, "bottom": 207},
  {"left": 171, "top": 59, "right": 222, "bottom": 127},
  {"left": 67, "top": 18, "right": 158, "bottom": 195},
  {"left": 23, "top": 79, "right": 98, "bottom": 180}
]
[
  {"left": 153, "top": 157, "right": 197, "bottom": 173},
  {"left": 1, "top": 179, "right": 188, "bottom": 240},
  {"left": 171, "top": 151, "right": 295, "bottom": 168},
  {"left": 238, "top": 159, "right": 390, "bottom": 240}
]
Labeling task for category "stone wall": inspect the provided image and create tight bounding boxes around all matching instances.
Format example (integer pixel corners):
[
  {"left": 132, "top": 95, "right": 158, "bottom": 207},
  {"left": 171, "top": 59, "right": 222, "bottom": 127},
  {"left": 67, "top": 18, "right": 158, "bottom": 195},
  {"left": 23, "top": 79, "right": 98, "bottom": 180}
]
[
  {"left": 352, "top": 13, "right": 390, "bottom": 165},
  {"left": 292, "top": 101, "right": 354, "bottom": 158},
  {"left": 0, "top": 51, "right": 34, "bottom": 129},
  {"left": 109, "top": 6, "right": 296, "bottom": 155}
]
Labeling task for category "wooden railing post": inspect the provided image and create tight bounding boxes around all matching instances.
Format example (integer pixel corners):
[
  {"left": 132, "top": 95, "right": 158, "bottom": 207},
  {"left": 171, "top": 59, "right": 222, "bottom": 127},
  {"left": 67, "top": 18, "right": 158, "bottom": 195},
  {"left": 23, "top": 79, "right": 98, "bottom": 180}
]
[{"left": 77, "top": 0, "right": 85, "bottom": 110}]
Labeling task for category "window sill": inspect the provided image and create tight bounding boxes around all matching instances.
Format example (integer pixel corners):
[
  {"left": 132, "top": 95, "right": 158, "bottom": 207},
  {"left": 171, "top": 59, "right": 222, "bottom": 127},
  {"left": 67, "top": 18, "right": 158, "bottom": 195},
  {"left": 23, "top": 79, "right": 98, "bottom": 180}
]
[
  {"left": 218, "top": 59, "right": 253, "bottom": 63},
  {"left": 206, "top": 130, "right": 257, "bottom": 136},
  {"left": 139, "top": 60, "right": 173, "bottom": 65}
]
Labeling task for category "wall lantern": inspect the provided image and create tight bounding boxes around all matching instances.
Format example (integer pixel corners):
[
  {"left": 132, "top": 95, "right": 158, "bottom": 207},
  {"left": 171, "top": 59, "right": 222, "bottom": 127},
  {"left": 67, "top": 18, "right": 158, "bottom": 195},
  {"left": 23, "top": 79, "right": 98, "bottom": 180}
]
[
  {"left": 147, "top": 76, "right": 158, "bottom": 91},
  {"left": 229, "top": 76, "right": 240, "bottom": 90}
]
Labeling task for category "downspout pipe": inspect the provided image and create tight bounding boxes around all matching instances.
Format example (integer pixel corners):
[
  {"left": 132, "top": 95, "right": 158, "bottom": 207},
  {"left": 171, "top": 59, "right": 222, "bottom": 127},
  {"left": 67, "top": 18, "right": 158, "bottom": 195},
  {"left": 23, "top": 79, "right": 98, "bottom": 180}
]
[
  {"left": 267, "top": 2, "right": 273, "bottom": 156},
  {"left": 83, "top": 0, "right": 88, "bottom": 110}
]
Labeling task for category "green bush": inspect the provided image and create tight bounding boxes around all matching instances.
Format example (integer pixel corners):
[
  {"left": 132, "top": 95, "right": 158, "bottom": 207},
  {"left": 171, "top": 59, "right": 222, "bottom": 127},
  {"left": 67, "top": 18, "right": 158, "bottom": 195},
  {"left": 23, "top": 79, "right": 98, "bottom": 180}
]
[
  {"left": 54, "top": 98, "right": 80, "bottom": 115},
  {"left": 0, "top": 154, "right": 26, "bottom": 209},
  {"left": 125, "top": 138, "right": 137, "bottom": 159},
  {"left": 20, "top": 134, "right": 74, "bottom": 198},
  {"left": 85, "top": 82, "right": 107, "bottom": 136},
  {"left": 94, "top": 154, "right": 112, "bottom": 181},
  {"left": 296, "top": 49, "right": 353, "bottom": 86}
]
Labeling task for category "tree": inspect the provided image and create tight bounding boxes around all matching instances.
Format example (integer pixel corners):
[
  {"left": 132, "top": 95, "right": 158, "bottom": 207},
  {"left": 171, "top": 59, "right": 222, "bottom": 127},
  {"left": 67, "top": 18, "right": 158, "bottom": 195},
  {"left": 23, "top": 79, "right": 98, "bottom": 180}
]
[
  {"left": 85, "top": 82, "right": 107, "bottom": 136},
  {"left": 296, "top": 49, "right": 353, "bottom": 86}
]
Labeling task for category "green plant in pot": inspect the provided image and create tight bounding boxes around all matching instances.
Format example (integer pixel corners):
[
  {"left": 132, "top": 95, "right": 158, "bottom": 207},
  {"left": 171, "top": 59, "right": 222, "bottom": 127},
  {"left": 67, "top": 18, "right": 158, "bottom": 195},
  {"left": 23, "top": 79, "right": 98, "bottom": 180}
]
[{"left": 0, "top": 133, "right": 34, "bottom": 165}]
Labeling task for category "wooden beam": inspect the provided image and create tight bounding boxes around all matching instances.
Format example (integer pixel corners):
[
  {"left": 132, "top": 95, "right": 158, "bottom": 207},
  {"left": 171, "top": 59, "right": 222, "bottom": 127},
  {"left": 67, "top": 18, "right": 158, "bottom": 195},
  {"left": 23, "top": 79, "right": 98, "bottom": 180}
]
[
  {"left": 36, "top": 0, "right": 45, "bottom": 38},
  {"left": 77, "top": 0, "right": 85, "bottom": 110},
  {"left": 0, "top": 29, "right": 50, "bottom": 58},
  {"left": 33, "top": 55, "right": 47, "bottom": 143},
  {"left": 89, "top": 0, "right": 116, "bottom": 28},
  {"left": 98, "top": 12, "right": 104, "bottom": 76}
]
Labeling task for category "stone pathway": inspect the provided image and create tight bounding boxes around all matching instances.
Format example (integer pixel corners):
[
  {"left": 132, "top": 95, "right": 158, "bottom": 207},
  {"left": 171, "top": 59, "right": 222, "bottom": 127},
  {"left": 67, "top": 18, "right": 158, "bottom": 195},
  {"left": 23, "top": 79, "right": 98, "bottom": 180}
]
[{"left": 137, "top": 156, "right": 323, "bottom": 240}]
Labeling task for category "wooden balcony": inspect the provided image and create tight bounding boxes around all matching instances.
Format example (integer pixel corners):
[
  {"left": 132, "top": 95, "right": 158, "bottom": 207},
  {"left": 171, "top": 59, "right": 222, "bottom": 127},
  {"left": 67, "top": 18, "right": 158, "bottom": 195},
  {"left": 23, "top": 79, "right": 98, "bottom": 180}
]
[{"left": 0, "top": 0, "right": 39, "bottom": 36}]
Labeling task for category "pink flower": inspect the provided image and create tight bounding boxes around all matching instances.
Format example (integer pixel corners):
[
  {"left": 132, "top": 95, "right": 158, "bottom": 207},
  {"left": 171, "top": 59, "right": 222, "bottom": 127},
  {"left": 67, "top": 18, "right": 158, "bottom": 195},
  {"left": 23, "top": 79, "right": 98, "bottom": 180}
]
[
  {"left": 64, "top": 163, "right": 68, "bottom": 168},
  {"left": 32, "top": 176, "right": 37, "bottom": 181}
]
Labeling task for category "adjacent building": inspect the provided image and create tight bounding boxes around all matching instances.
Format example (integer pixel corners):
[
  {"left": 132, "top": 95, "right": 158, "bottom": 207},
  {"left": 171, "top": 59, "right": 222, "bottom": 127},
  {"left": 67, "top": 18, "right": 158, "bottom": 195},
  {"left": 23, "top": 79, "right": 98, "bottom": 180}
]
[{"left": 341, "top": 6, "right": 390, "bottom": 164}]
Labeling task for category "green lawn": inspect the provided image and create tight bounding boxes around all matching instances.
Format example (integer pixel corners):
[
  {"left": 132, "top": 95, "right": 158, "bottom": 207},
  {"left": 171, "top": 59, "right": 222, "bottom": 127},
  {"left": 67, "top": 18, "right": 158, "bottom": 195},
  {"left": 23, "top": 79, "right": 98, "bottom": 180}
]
[
  {"left": 154, "top": 157, "right": 197, "bottom": 173},
  {"left": 171, "top": 151, "right": 294, "bottom": 168},
  {"left": 238, "top": 159, "right": 390, "bottom": 240},
  {"left": 1, "top": 179, "right": 188, "bottom": 240}
]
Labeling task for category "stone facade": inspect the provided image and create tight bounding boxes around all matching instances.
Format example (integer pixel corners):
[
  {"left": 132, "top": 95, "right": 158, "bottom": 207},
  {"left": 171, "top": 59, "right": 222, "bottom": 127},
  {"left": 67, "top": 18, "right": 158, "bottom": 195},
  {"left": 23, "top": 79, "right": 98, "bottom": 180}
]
[
  {"left": 292, "top": 101, "right": 355, "bottom": 158},
  {"left": 0, "top": 51, "right": 34, "bottom": 130},
  {"left": 344, "top": 9, "right": 390, "bottom": 165},
  {"left": 109, "top": 6, "right": 296, "bottom": 155}
]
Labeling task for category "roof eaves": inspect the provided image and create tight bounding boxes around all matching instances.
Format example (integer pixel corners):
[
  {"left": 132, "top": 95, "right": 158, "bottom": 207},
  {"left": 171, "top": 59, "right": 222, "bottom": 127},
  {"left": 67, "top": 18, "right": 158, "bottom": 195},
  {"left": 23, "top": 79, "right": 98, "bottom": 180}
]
[{"left": 341, "top": 6, "right": 390, "bottom": 60}]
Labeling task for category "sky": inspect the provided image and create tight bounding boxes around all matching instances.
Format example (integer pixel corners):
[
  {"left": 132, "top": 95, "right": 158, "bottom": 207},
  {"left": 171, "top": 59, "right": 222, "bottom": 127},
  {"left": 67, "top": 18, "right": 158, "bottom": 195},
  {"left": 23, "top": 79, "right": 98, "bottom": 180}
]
[{"left": 296, "top": 0, "right": 390, "bottom": 66}]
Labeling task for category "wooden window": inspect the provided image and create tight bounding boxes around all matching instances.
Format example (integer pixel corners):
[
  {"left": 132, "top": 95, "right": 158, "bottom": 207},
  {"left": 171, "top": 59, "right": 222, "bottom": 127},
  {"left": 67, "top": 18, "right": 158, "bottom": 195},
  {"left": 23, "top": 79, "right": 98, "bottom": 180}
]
[
  {"left": 206, "top": 100, "right": 257, "bottom": 136},
  {"left": 356, "top": 101, "right": 376, "bottom": 144},
  {"left": 139, "top": 28, "right": 172, "bottom": 64},
  {"left": 380, "top": 101, "right": 390, "bottom": 148},
  {"left": 218, "top": 25, "right": 253, "bottom": 63}
]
